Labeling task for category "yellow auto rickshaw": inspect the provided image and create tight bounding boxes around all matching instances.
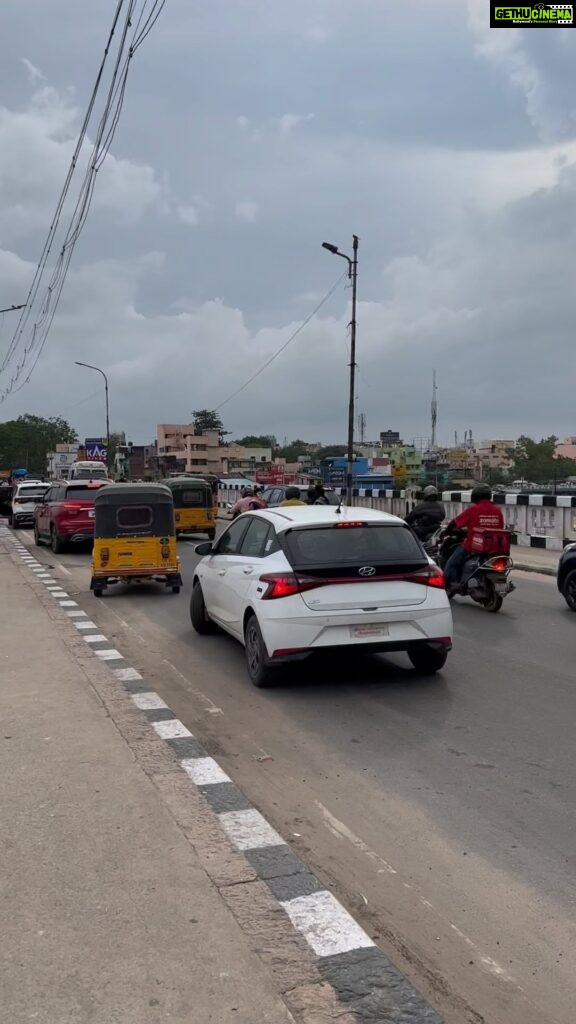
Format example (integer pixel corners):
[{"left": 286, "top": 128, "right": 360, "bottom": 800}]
[
  {"left": 90, "top": 483, "right": 182, "bottom": 597},
  {"left": 163, "top": 477, "right": 216, "bottom": 540}
]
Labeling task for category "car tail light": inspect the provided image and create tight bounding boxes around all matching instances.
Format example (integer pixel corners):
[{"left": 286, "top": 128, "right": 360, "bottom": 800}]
[
  {"left": 100, "top": 547, "right": 109, "bottom": 567},
  {"left": 259, "top": 573, "right": 322, "bottom": 599},
  {"left": 335, "top": 522, "right": 365, "bottom": 528},
  {"left": 207, "top": 510, "right": 213, "bottom": 520},
  {"left": 62, "top": 502, "right": 80, "bottom": 515},
  {"left": 161, "top": 544, "right": 170, "bottom": 559},
  {"left": 408, "top": 565, "right": 446, "bottom": 589}
]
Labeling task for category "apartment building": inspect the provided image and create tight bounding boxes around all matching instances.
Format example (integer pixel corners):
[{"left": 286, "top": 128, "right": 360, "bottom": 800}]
[{"left": 156, "top": 424, "right": 271, "bottom": 476}]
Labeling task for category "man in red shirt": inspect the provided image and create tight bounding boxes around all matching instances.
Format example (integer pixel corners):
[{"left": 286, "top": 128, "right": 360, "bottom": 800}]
[{"left": 444, "top": 484, "right": 504, "bottom": 593}]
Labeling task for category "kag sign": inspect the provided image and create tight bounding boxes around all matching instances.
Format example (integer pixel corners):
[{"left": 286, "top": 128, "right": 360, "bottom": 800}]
[
  {"left": 84, "top": 437, "right": 108, "bottom": 463},
  {"left": 491, "top": 4, "right": 574, "bottom": 25}
]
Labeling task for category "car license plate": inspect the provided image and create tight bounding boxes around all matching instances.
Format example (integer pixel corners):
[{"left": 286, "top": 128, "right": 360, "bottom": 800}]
[
  {"left": 351, "top": 623, "right": 389, "bottom": 638},
  {"left": 88, "top": 509, "right": 95, "bottom": 518},
  {"left": 494, "top": 582, "right": 507, "bottom": 594}
]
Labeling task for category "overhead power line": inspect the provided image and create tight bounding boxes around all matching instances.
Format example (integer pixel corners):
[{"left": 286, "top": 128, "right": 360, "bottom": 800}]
[
  {"left": 0, "top": 0, "right": 167, "bottom": 404},
  {"left": 215, "top": 272, "right": 347, "bottom": 412}
]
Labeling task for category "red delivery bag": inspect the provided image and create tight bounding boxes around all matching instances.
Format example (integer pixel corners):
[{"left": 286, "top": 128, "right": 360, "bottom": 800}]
[{"left": 469, "top": 528, "right": 511, "bottom": 555}]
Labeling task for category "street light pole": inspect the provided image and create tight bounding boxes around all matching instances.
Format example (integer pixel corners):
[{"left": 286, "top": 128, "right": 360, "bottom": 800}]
[
  {"left": 322, "top": 235, "right": 359, "bottom": 505},
  {"left": 74, "top": 361, "right": 110, "bottom": 469}
]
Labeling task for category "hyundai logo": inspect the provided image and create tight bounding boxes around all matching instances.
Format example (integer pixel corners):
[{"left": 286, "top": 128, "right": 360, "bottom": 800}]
[{"left": 358, "top": 566, "right": 376, "bottom": 577}]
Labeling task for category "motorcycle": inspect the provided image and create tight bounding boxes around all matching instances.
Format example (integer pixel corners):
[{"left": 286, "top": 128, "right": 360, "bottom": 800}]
[{"left": 425, "top": 527, "right": 515, "bottom": 613}]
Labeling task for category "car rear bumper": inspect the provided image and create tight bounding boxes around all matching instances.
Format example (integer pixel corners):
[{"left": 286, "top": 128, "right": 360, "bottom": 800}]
[
  {"left": 258, "top": 605, "right": 453, "bottom": 659},
  {"left": 12, "top": 512, "right": 35, "bottom": 524},
  {"left": 61, "top": 528, "right": 94, "bottom": 543}
]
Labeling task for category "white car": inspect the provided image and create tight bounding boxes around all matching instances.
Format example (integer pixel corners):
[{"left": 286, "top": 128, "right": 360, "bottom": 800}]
[
  {"left": 10, "top": 481, "right": 49, "bottom": 528},
  {"left": 191, "top": 505, "right": 453, "bottom": 686}
]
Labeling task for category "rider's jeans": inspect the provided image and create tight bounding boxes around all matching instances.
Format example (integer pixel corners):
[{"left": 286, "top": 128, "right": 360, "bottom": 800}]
[{"left": 444, "top": 544, "right": 469, "bottom": 588}]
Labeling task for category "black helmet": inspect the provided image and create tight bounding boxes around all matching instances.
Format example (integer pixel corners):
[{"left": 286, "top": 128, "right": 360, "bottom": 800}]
[
  {"left": 422, "top": 485, "right": 439, "bottom": 500},
  {"left": 243, "top": 485, "right": 253, "bottom": 496},
  {"left": 471, "top": 483, "right": 491, "bottom": 503},
  {"left": 285, "top": 486, "right": 301, "bottom": 500}
]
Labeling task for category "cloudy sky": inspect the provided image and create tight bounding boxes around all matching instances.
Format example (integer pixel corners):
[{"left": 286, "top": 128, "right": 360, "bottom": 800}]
[{"left": 0, "top": 0, "right": 575, "bottom": 447}]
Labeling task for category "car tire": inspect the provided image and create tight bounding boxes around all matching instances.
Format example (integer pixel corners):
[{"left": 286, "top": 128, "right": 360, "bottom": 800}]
[
  {"left": 171, "top": 585, "right": 181, "bottom": 594},
  {"left": 561, "top": 568, "right": 576, "bottom": 612},
  {"left": 51, "top": 528, "right": 65, "bottom": 554},
  {"left": 93, "top": 588, "right": 104, "bottom": 598},
  {"left": 34, "top": 524, "right": 42, "bottom": 546},
  {"left": 7, "top": 515, "right": 13, "bottom": 527},
  {"left": 244, "top": 614, "right": 274, "bottom": 687},
  {"left": 408, "top": 645, "right": 448, "bottom": 675},
  {"left": 190, "top": 582, "right": 214, "bottom": 634}
]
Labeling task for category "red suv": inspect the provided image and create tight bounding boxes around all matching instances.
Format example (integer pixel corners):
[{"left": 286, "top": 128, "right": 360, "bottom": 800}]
[{"left": 34, "top": 481, "right": 107, "bottom": 552}]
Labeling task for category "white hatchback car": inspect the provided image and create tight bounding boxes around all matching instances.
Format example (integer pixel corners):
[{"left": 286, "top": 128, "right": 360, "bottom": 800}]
[{"left": 191, "top": 505, "right": 453, "bottom": 686}]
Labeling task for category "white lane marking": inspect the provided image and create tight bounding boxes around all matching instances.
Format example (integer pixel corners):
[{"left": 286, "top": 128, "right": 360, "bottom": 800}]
[
  {"left": 152, "top": 719, "right": 192, "bottom": 739},
  {"left": 218, "top": 808, "right": 284, "bottom": 851},
  {"left": 113, "top": 667, "right": 142, "bottom": 682},
  {"left": 163, "top": 658, "right": 223, "bottom": 716},
  {"left": 131, "top": 692, "right": 168, "bottom": 711},
  {"left": 42, "top": 578, "right": 56, "bottom": 584},
  {"left": 73, "top": 620, "right": 98, "bottom": 630},
  {"left": 83, "top": 634, "right": 108, "bottom": 644},
  {"left": 94, "top": 649, "right": 123, "bottom": 661},
  {"left": 35, "top": 573, "right": 51, "bottom": 578},
  {"left": 67, "top": 610, "right": 87, "bottom": 618},
  {"left": 315, "top": 800, "right": 397, "bottom": 875},
  {"left": 59, "top": 600, "right": 78, "bottom": 608},
  {"left": 45, "top": 584, "right": 62, "bottom": 590},
  {"left": 281, "top": 890, "right": 375, "bottom": 958},
  {"left": 449, "top": 924, "right": 519, "bottom": 986},
  {"left": 181, "top": 757, "right": 230, "bottom": 786},
  {"left": 50, "top": 591, "right": 68, "bottom": 598},
  {"left": 316, "top": 806, "right": 520, "bottom": 987}
]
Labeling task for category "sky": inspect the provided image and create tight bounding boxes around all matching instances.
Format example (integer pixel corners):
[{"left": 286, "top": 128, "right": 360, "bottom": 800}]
[{"left": 0, "top": 0, "right": 575, "bottom": 448}]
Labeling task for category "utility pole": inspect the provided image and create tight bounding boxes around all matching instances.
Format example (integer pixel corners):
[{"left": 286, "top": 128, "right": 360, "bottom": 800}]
[{"left": 322, "top": 234, "right": 359, "bottom": 505}]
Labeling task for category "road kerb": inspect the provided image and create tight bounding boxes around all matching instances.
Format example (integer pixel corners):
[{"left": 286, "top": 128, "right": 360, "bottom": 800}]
[{"left": 1, "top": 525, "right": 444, "bottom": 1024}]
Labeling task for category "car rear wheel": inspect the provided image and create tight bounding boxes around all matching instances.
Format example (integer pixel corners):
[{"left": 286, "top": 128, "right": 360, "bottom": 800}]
[
  {"left": 562, "top": 568, "right": 576, "bottom": 611},
  {"left": 51, "top": 528, "right": 65, "bottom": 554},
  {"left": 190, "top": 582, "right": 214, "bottom": 634},
  {"left": 34, "top": 524, "right": 42, "bottom": 546},
  {"left": 408, "top": 645, "right": 448, "bottom": 675},
  {"left": 244, "top": 614, "right": 274, "bottom": 687}
]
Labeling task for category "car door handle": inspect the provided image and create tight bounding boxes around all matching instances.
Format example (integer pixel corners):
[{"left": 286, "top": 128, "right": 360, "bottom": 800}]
[
  {"left": 218, "top": 570, "right": 226, "bottom": 576},
  {"left": 242, "top": 567, "right": 254, "bottom": 575}
]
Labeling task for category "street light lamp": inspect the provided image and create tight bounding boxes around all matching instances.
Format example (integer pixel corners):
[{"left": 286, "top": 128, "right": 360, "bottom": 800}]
[
  {"left": 74, "top": 361, "right": 110, "bottom": 468},
  {"left": 322, "top": 235, "right": 359, "bottom": 506}
]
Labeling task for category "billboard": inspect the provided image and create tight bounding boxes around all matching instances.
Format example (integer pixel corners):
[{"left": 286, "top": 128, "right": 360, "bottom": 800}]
[{"left": 84, "top": 437, "right": 107, "bottom": 463}]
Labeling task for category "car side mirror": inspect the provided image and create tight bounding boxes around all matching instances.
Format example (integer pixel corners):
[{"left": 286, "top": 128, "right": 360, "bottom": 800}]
[{"left": 195, "top": 542, "right": 213, "bottom": 556}]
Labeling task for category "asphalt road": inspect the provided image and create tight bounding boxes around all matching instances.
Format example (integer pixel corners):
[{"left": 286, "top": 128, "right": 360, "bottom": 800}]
[{"left": 17, "top": 526, "right": 576, "bottom": 1024}]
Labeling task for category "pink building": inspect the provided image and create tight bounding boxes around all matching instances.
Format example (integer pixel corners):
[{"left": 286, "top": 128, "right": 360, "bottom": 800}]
[{"left": 555, "top": 437, "right": 576, "bottom": 461}]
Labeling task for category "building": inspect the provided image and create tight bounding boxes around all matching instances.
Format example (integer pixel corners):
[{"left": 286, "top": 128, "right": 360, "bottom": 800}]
[
  {"left": 388, "top": 446, "right": 423, "bottom": 487},
  {"left": 157, "top": 424, "right": 271, "bottom": 476},
  {"left": 46, "top": 443, "right": 81, "bottom": 480},
  {"left": 379, "top": 430, "right": 403, "bottom": 448},
  {"left": 474, "top": 440, "right": 515, "bottom": 476},
  {"left": 555, "top": 437, "right": 576, "bottom": 461}
]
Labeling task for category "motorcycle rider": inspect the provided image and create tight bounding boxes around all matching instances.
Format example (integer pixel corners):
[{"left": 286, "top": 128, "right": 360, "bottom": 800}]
[
  {"left": 406, "top": 485, "right": 445, "bottom": 541},
  {"left": 231, "top": 486, "right": 266, "bottom": 518},
  {"left": 443, "top": 483, "right": 504, "bottom": 595}
]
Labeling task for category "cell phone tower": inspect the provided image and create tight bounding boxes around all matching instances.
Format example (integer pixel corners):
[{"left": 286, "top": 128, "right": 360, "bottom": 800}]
[{"left": 431, "top": 369, "right": 438, "bottom": 450}]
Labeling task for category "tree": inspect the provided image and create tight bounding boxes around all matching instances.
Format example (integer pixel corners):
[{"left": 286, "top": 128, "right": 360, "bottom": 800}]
[
  {"left": 192, "top": 409, "right": 229, "bottom": 443},
  {"left": 0, "top": 414, "right": 77, "bottom": 477},
  {"left": 234, "top": 434, "right": 277, "bottom": 449},
  {"left": 275, "top": 439, "right": 310, "bottom": 462}
]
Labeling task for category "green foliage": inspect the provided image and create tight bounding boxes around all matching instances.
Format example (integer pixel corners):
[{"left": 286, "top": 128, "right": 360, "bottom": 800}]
[
  {"left": 0, "top": 414, "right": 77, "bottom": 476},
  {"left": 514, "top": 435, "right": 574, "bottom": 483},
  {"left": 234, "top": 435, "right": 276, "bottom": 449},
  {"left": 274, "top": 439, "right": 310, "bottom": 461},
  {"left": 192, "top": 409, "right": 229, "bottom": 443}
]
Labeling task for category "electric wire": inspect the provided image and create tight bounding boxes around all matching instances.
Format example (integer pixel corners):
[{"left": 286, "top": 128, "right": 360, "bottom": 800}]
[{"left": 215, "top": 272, "right": 347, "bottom": 412}]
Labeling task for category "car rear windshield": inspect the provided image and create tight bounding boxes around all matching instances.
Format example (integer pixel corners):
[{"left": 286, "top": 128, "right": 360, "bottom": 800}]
[
  {"left": 283, "top": 523, "right": 426, "bottom": 568},
  {"left": 65, "top": 486, "right": 101, "bottom": 501},
  {"left": 17, "top": 488, "right": 46, "bottom": 499}
]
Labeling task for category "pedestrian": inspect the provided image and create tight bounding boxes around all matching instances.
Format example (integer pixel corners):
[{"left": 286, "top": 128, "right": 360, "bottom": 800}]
[
  {"left": 313, "top": 484, "right": 330, "bottom": 506},
  {"left": 279, "top": 486, "right": 306, "bottom": 507}
]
